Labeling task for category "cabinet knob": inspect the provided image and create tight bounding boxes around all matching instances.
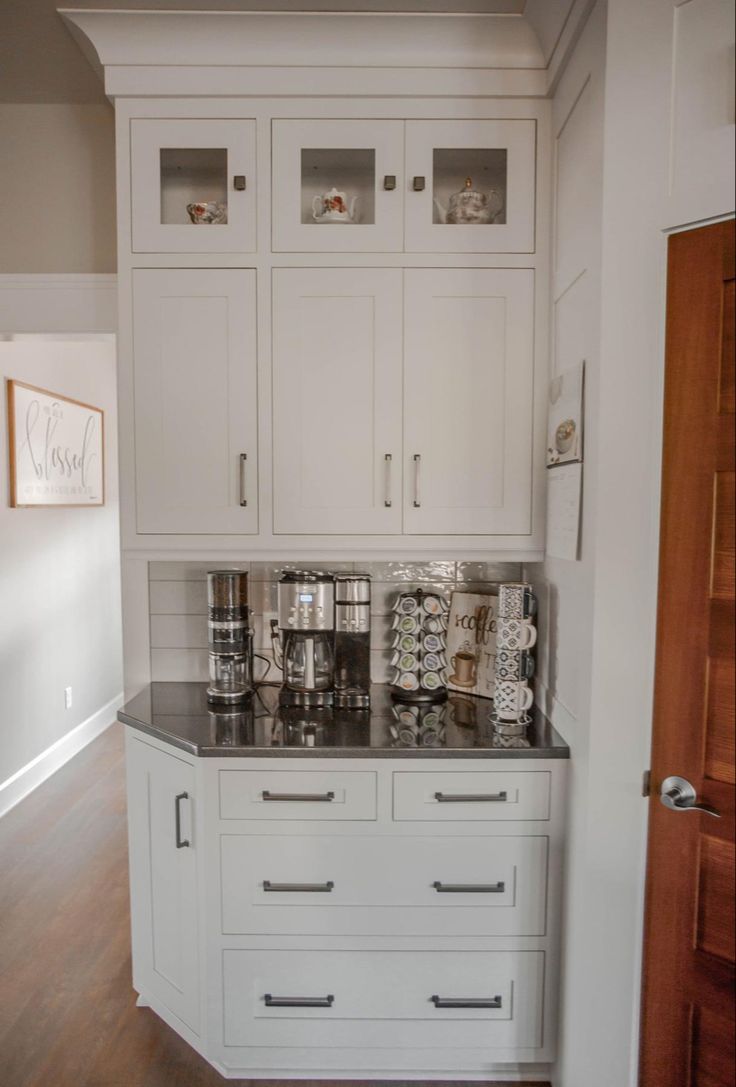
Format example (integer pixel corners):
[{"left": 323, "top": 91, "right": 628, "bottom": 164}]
[
  {"left": 383, "top": 175, "right": 397, "bottom": 191},
  {"left": 233, "top": 175, "right": 246, "bottom": 191},
  {"left": 412, "top": 176, "right": 426, "bottom": 192}
]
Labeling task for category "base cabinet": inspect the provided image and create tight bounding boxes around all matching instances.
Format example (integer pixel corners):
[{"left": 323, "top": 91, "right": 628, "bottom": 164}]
[
  {"left": 126, "top": 734, "right": 564, "bottom": 1080},
  {"left": 126, "top": 733, "right": 199, "bottom": 1033}
]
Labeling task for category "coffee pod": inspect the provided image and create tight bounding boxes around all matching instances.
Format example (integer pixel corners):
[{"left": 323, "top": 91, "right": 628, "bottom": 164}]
[
  {"left": 398, "top": 651, "right": 418, "bottom": 672},
  {"left": 422, "top": 632, "right": 443, "bottom": 653},
  {"left": 421, "top": 651, "right": 446, "bottom": 672},
  {"left": 423, "top": 615, "right": 447, "bottom": 634},
  {"left": 397, "top": 671, "right": 420, "bottom": 692},
  {"left": 397, "top": 632, "right": 418, "bottom": 653},
  {"left": 397, "top": 595, "right": 419, "bottom": 615},
  {"left": 420, "top": 670, "right": 443, "bottom": 691}
]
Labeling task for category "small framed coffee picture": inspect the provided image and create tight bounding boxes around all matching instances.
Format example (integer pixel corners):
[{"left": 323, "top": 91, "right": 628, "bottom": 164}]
[
  {"left": 7, "top": 380, "right": 105, "bottom": 507},
  {"left": 446, "top": 590, "right": 498, "bottom": 699}
]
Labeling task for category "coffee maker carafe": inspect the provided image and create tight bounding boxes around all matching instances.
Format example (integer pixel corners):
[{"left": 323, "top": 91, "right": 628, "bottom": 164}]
[{"left": 274, "top": 572, "right": 335, "bottom": 707}]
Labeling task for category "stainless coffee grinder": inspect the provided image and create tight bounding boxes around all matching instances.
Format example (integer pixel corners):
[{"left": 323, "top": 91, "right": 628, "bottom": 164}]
[
  {"left": 206, "top": 569, "right": 253, "bottom": 704},
  {"left": 334, "top": 573, "right": 371, "bottom": 709},
  {"left": 273, "top": 572, "right": 335, "bottom": 707}
]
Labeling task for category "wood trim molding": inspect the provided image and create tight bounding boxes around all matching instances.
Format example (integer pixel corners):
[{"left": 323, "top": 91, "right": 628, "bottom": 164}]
[{"left": 0, "top": 274, "right": 117, "bottom": 334}]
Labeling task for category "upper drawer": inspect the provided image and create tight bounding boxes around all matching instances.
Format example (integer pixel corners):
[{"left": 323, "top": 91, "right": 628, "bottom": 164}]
[
  {"left": 219, "top": 769, "right": 377, "bottom": 821},
  {"left": 393, "top": 771, "right": 550, "bottom": 822}
]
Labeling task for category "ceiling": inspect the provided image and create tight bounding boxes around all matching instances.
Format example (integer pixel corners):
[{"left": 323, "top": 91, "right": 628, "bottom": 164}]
[{"left": 0, "top": 0, "right": 580, "bottom": 105}]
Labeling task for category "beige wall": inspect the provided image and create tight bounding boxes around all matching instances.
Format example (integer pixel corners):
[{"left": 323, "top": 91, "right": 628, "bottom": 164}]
[{"left": 0, "top": 105, "right": 116, "bottom": 273}]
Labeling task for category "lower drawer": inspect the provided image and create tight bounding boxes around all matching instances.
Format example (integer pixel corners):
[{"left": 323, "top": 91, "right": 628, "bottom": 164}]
[
  {"left": 220, "top": 834, "right": 548, "bottom": 936},
  {"left": 223, "top": 949, "right": 544, "bottom": 1050}
]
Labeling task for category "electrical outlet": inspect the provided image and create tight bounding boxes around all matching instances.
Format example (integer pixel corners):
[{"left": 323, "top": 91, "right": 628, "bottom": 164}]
[{"left": 64, "top": 686, "right": 73, "bottom": 710}]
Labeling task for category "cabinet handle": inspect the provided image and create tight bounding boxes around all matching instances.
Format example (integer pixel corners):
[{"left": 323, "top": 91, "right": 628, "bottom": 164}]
[
  {"left": 413, "top": 453, "right": 421, "bottom": 508},
  {"left": 233, "top": 175, "right": 246, "bottom": 190},
  {"left": 431, "top": 995, "right": 502, "bottom": 1010},
  {"left": 261, "top": 790, "right": 335, "bottom": 802},
  {"left": 265, "top": 994, "right": 334, "bottom": 1008},
  {"left": 239, "top": 453, "right": 247, "bottom": 507},
  {"left": 384, "top": 453, "right": 393, "bottom": 507},
  {"left": 174, "top": 792, "right": 190, "bottom": 849},
  {"left": 432, "top": 881, "right": 505, "bottom": 893},
  {"left": 434, "top": 791, "right": 508, "bottom": 803},
  {"left": 412, "top": 176, "right": 426, "bottom": 192},
  {"left": 263, "top": 881, "right": 334, "bottom": 893},
  {"left": 383, "top": 175, "right": 397, "bottom": 191}
]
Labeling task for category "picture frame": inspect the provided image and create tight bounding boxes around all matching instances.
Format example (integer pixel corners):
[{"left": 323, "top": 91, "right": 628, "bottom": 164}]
[{"left": 7, "top": 379, "right": 105, "bottom": 508}]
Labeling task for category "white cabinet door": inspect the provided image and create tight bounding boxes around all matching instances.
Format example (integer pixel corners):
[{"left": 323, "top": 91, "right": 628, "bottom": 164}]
[
  {"left": 272, "top": 268, "right": 403, "bottom": 534},
  {"left": 405, "top": 120, "right": 536, "bottom": 253},
  {"left": 130, "top": 118, "right": 256, "bottom": 253},
  {"left": 133, "top": 269, "right": 258, "bottom": 534},
  {"left": 272, "top": 120, "right": 404, "bottom": 252},
  {"left": 403, "top": 269, "right": 535, "bottom": 535},
  {"left": 126, "top": 735, "right": 199, "bottom": 1033}
]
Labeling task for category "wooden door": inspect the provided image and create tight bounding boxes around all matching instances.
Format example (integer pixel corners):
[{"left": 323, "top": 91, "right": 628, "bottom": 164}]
[
  {"left": 133, "top": 268, "right": 258, "bottom": 534},
  {"left": 272, "top": 267, "right": 403, "bottom": 534},
  {"left": 640, "top": 220, "right": 735, "bottom": 1086},
  {"left": 272, "top": 120, "right": 404, "bottom": 253},
  {"left": 130, "top": 118, "right": 256, "bottom": 253},
  {"left": 403, "top": 268, "right": 535, "bottom": 535},
  {"left": 126, "top": 734, "right": 199, "bottom": 1033}
]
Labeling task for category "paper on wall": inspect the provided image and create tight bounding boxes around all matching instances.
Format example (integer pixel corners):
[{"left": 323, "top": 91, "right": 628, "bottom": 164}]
[{"left": 546, "top": 461, "right": 582, "bottom": 560}]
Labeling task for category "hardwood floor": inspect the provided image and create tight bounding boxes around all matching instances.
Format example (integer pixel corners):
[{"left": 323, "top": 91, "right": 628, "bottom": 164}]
[{"left": 0, "top": 724, "right": 548, "bottom": 1087}]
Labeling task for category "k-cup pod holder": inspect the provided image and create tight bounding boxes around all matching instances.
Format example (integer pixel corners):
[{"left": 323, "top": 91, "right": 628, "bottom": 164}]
[{"left": 390, "top": 588, "right": 449, "bottom": 703}]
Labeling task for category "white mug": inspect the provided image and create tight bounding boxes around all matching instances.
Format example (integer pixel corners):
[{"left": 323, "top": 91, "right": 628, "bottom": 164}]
[
  {"left": 496, "top": 617, "right": 537, "bottom": 651},
  {"left": 493, "top": 679, "right": 534, "bottom": 720}
]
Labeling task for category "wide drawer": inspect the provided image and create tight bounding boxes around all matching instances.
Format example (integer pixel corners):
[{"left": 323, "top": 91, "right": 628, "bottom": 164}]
[
  {"left": 221, "top": 834, "right": 548, "bottom": 937},
  {"left": 223, "top": 949, "right": 544, "bottom": 1050},
  {"left": 219, "top": 769, "right": 377, "bottom": 821},
  {"left": 393, "top": 771, "right": 551, "bottom": 821}
]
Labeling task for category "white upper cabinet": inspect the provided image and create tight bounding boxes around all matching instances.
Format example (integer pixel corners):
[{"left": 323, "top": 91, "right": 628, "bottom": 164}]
[
  {"left": 403, "top": 268, "right": 535, "bottom": 535},
  {"left": 133, "top": 269, "right": 258, "bottom": 534},
  {"left": 131, "top": 119, "right": 256, "bottom": 252},
  {"left": 272, "top": 268, "right": 403, "bottom": 534},
  {"left": 272, "top": 120, "right": 405, "bottom": 253},
  {"left": 404, "top": 120, "right": 537, "bottom": 253}
]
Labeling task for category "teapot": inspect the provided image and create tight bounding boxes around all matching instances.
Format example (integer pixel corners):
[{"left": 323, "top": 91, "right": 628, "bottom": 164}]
[
  {"left": 433, "top": 177, "right": 503, "bottom": 225},
  {"left": 312, "top": 187, "right": 359, "bottom": 224}
]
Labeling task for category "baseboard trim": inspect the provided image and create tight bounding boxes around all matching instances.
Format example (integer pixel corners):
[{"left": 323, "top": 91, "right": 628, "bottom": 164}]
[{"left": 0, "top": 692, "right": 124, "bottom": 819}]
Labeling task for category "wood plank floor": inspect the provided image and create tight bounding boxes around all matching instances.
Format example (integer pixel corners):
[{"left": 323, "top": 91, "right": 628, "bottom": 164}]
[{"left": 0, "top": 724, "right": 549, "bottom": 1087}]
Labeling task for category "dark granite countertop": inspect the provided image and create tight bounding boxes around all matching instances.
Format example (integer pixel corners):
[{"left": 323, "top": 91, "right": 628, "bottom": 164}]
[{"left": 118, "top": 683, "right": 569, "bottom": 759}]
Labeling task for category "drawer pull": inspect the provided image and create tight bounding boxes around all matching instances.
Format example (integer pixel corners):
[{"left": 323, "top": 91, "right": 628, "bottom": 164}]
[
  {"left": 434, "top": 791, "right": 508, "bottom": 803},
  {"left": 262, "top": 790, "right": 335, "bottom": 802},
  {"left": 432, "top": 881, "right": 505, "bottom": 894},
  {"left": 431, "top": 995, "right": 503, "bottom": 1010},
  {"left": 174, "top": 792, "right": 190, "bottom": 849},
  {"left": 263, "top": 880, "right": 334, "bottom": 893},
  {"left": 264, "top": 994, "right": 334, "bottom": 1008}
]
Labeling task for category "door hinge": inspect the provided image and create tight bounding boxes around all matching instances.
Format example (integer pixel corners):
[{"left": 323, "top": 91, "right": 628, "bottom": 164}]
[{"left": 642, "top": 769, "right": 651, "bottom": 798}]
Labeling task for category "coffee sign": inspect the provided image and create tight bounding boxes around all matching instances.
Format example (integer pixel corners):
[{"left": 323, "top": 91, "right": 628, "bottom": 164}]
[
  {"left": 7, "top": 380, "right": 104, "bottom": 507},
  {"left": 446, "top": 590, "right": 498, "bottom": 699}
]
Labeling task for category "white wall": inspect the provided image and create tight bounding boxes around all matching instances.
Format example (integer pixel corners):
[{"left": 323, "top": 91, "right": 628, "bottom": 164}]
[
  {"left": 0, "top": 105, "right": 116, "bottom": 273},
  {"left": 533, "top": 1, "right": 735, "bottom": 1084},
  {"left": 0, "top": 338, "right": 123, "bottom": 798}
]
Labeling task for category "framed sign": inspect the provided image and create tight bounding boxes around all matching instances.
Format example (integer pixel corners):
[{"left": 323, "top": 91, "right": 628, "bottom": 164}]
[{"left": 7, "top": 380, "right": 104, "bottom": 507}]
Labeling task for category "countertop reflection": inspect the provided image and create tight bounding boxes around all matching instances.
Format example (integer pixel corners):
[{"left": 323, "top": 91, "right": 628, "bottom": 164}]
[{"left": 119, "top": 682, "right": 569, "bottom": 759}]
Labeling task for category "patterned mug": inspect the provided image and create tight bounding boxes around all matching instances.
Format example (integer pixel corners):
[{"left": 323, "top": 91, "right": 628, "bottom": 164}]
[
  {"left": 493, "top": 679, "right": 534, "bottom": 721},
  {"left": 494, "top": 647, "right": 535, "bottom": 682},
  {"left": 498, "top": 583, "right": 537, "bottom": 620},
  {"left": 496, "top": 617, "right": 537, "bottom": 651}
]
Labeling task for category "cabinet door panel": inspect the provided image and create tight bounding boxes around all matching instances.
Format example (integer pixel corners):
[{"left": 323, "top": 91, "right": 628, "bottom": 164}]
[
  {"left": 133, "top": 269, "right": 258, "bottom": 534},
  {"left": 405, "top": 120, "right": 536, "bottom": 254},
  {"left": 404, "top": 269, "right": 534, "bottom": 535},
  {"left": 131, "top": 118, "right": 256, "bottom": 253},
  {"left": 272, "top": 120, "right": 404, "bottom": 253},
  {"left": 126, "top": 735, "right": 199, "bottom": 1032},
  {"left": 273, "top": 268, "right": 403, "bottom": 534}
]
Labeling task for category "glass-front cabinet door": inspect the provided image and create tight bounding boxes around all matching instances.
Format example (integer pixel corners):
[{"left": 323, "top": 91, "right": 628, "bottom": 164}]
[
  {"left": 130, "top": 119, "right": 256, "bottom": 253},
  {"left": 404, "top": 120, "right": 536, "bottom": 253},
  {"left": 272, "top": 120, "right": 404, "bottom": 252}
]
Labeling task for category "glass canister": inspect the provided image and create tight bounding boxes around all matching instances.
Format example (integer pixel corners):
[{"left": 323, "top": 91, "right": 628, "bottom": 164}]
[{"left": 206, "top": 644, "right": 253, "bottom": 704}]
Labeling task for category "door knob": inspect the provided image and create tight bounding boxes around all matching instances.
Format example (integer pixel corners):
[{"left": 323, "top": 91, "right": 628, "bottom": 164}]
[{"left": 659, "top": 776, "right": 721, "bottom": 818}]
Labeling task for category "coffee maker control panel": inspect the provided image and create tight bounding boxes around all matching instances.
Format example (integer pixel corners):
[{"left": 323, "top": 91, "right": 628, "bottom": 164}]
[{"left": 278, "top": 578, "right": 335, "bottom": 632}]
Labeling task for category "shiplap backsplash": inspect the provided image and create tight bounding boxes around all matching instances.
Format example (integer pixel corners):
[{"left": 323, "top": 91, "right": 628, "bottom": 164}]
[{"left": 148, "top": 560, "right": 522, "bottom": 683}]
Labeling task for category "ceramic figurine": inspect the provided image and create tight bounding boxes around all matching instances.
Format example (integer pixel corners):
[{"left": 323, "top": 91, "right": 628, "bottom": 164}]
[
  {"left": 186, "top": 201, "right": 228, "bottom": 225},
  {"left": 312, "top": 188, "right": 359, "bottom": 223}
]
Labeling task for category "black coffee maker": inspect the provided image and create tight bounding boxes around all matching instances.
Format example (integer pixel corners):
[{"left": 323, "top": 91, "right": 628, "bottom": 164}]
[{"left": 333, "top": 573, "right": 371, "bottom": 709}]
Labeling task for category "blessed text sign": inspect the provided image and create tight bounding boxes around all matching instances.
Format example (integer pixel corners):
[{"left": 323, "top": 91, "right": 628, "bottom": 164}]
[{"left": 7, "top": 380, "right": 104, "bottom": 507}]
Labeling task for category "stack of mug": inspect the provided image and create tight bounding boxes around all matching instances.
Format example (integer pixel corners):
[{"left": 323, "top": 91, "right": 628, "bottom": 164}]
[
  {"left": 491, "top": 582, "right": 537, "bottom": 735},
  {"left": 206, "top": 569, "right": 253, "bottom": 704},
  {"left": 389, "top": 589, "right": 449, "bottom": 702}
]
